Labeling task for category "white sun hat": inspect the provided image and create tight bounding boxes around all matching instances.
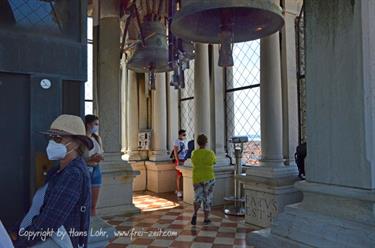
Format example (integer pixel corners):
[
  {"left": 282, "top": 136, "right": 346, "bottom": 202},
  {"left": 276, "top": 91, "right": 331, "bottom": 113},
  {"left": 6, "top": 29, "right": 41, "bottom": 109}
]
[{"left": 41, "top": 114, "right": 94, "bottom": 150}]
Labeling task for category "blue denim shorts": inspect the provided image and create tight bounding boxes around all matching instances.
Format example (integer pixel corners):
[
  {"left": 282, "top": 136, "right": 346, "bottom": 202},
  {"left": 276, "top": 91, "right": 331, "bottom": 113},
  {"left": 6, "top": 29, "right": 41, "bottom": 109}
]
[{"left": 88, "top": 165, "right": 102, "bottom": 187}]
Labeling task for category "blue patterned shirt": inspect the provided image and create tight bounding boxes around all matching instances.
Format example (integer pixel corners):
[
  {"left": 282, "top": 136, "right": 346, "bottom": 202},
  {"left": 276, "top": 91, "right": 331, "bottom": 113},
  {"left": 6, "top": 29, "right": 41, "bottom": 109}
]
[{"left": 14, "top": 157, "right": 91, "bottom": 248}]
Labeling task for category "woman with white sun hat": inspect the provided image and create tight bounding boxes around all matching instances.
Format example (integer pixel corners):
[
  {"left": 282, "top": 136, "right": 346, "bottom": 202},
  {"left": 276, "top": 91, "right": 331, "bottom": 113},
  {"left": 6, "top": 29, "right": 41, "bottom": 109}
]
[{"left": 12, "top": 115, "right": 92, "bottom": 248}]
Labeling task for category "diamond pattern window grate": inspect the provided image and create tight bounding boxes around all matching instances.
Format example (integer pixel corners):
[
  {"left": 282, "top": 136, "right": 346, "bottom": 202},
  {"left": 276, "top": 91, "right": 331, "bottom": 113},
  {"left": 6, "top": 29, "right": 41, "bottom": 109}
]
[{"left": 226, "top": 41, "right": 261, "bottom": 165}]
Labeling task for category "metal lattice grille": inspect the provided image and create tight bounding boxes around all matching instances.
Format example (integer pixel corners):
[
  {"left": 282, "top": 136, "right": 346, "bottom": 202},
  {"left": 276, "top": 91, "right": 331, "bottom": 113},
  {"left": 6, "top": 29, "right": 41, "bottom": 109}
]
[
  {"left": 226, "top": 41, "right": 261, "bottom": 165},
  {"left": 2, "top": 0, "right": 79, "bottom": 39},
  {"left": 6, "top": 0, "right": 59, "bottom": 29},
  {"left": 180, "top": 100, "right": 195, "bottom": 141},
  {"left": 181, "top": 62, "right": 195, "bottom": 99},
  {"left": 230, "top": 41, "right": 261, "bottom": 89},
  {"left": 179, "top": 61, "right": 195, "bottom": 141}
]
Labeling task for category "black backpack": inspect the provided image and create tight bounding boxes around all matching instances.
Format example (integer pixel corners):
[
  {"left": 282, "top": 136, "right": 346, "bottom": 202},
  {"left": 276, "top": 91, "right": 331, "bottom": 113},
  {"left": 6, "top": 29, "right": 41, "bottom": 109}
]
[{"left": 295, "top": 142, "right": 307, "bottom": 179}]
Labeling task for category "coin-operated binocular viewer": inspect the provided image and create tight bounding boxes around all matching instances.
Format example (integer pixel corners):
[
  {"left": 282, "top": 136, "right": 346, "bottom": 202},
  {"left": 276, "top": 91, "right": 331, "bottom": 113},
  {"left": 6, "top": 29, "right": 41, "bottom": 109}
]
[{"left": 224, "top": 136, "right": 249, "bottom": 216}]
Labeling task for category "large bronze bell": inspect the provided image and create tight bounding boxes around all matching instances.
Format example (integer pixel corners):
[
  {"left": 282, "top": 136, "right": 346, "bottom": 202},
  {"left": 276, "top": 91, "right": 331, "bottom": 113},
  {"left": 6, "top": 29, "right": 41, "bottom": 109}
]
[
  {"left": 127, "top": 21, "right": 172, "bottom": 73},
  {"left": 171, "top": 0, "right": 284, "bottom": 43}
]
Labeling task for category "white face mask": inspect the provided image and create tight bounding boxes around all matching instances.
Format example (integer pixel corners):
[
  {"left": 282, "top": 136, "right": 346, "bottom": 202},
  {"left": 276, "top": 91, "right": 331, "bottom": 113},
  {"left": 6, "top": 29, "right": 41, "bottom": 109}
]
[
  {"left": 46, "top": 140, "right": 71, "bottom": 161},
  {"left": 91, "top": 126, "right": 99, "bottom": 134}
]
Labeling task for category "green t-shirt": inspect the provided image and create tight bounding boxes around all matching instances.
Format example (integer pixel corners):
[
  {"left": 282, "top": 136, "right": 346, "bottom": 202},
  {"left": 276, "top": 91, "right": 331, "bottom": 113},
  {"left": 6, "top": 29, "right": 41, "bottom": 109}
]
[{"left": 191, "top": 149, "right": 216, "bottom": 184}]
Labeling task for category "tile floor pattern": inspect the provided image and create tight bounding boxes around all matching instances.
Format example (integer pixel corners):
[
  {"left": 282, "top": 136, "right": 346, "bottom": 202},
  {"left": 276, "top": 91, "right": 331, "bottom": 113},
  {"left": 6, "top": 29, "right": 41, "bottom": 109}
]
[{"left": 104, "top": 192, "right": 255, "bottom": 248}]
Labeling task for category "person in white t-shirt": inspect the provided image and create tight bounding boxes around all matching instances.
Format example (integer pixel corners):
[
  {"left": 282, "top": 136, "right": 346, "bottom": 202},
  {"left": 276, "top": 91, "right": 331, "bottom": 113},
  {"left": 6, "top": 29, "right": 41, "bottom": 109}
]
[{"left": 85, "top": 115, "right": 104, "bottom": 216}]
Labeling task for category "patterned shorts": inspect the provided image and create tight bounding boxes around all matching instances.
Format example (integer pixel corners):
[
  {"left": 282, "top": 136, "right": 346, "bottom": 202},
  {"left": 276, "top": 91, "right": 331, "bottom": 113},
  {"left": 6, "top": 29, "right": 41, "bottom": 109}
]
[{"left": 193, "top": 179, "right": 216, "bottom": 211}]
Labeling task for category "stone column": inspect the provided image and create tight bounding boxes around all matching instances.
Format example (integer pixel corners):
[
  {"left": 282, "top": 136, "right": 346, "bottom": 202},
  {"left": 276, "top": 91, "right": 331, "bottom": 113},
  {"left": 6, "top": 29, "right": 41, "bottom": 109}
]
[
  {"left": 281, "top": 0, "right": 302, "bottom": 165},
  {"left": 120, "top": 58, "right": 128, "bottom": 154},
  {"left": 225, "top": 67, "right": 235, "bottom": 160},
  {"left": 211, "top": 45, "right": 231, "bottom": 166},
  {"left": 167, "top": 73, "right": 179, "bottom": 152},
  {"left": 97, "top": 0, "right": 121, "bottom": 154},
  {"left": 138, "top": 74, "right": 148, "bottom": 131},
  {"left": 259, "top": 33, "right": 284, "bottom": 166},
  {"left": 249, "top": 1, "right": 375, "bottom": 247},
  {"left": 146, "top": 73, "right": 176, "bottom": 193},
  {"left": 126, "top": 70, "right": 141, "bottom": 161},
  {"left": 194, "top": 43, "right": 211, "bottom": 145},
  {"left": 129, "top": 73, "right": 147, "bottom": 191},
  {"left": 138, "top": 74, "right": 149, "bottom": 160},
  {"left": 240, "top": 0, "right": 301, "bottom": 228},
  {"left": 96, "top": 0, "right": 139, "bottom": 216},
  {"left": 149, "top": 73, "right": 169, "bottom": 161}
]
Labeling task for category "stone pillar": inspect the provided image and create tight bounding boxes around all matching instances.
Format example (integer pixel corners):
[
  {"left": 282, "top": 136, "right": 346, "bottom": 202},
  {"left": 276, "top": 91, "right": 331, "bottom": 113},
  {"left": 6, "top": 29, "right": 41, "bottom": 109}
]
[
  {"left": 138, "top": 75, "right": 148, "bottom": 132},
  {"left": 194, "top": 43, "right": 211, "bottom": 145},
  {"left": 96, "top": 0, "right": 139, "bottom": 216},
  {"left": 167, "top": 73, "right": 179, "bottom": 152},
  {"left": 146, "top": 73, "right": 176, "bottom": 193},
  {"left": 126, "top": 70, "right": 141, "bottom": 161},
  {"left": 249, "top": 1, "right": 375, "bottom": 247},
  {"left": 149, "top": 73, "right": 169, "bottom": 161},
  {"left": 138, "top": 74, "right": 149, "bottom": 160},
  {"left": 97, "top": 0, "right": 121, "bottom": 153},
  {"left": 125, "top": 71, "right": 146, "bottom": 192},
  {"left": 120, "top": 58, "right": 128, "bottom": 154},
  {"left": 225, "top": 67, "right": 235, "bottom": 160},
  {"left": 240, "top": 0, "right": 301, "bottom": 228},
  {"left": 211, "top": 45, "right": 231, "bottom": 166},
  {"left": 281, "top": 0, "right": 302, "bottom": 165},
  {"left": 259, "top": 33, "right": 284, "bottom": 166}
]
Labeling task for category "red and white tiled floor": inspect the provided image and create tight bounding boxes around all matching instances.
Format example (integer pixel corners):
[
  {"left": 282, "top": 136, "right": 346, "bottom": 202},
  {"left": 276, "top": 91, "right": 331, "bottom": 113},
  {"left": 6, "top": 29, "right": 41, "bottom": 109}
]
[{"left": 104, "top": 192, "right": 255, "bottom": 248}]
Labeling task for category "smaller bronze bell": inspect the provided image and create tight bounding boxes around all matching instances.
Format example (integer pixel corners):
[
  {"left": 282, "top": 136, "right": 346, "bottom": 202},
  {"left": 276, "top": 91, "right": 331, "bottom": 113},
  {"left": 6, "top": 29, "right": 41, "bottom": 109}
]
[{"left": 127, "top": 21, "right": 172, "bottom": 73}]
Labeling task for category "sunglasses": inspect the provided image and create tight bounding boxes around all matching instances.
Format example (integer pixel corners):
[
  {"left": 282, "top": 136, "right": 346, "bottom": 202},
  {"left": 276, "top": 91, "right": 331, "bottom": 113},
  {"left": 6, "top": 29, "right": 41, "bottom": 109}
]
[{"left": 48, "top": 135, "right": 63, "bottom": 144}]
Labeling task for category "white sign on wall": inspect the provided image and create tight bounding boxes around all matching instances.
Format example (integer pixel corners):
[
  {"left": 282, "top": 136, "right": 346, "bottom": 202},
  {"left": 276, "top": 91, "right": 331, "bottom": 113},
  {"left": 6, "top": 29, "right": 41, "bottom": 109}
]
[{"left": 138, "top": 130, "right": 152, "bottom": 150}]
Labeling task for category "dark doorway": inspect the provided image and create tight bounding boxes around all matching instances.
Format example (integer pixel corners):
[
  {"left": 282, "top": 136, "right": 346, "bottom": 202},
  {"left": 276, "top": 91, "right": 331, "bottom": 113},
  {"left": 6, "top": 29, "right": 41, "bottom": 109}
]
[{"left": 0, "top": 72, "right": 30, "bottom": 228}]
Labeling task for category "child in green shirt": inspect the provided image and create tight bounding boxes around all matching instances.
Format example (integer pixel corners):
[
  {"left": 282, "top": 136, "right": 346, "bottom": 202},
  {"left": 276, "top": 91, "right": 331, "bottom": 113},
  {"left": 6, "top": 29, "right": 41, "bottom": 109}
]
[{"left": 191, "top": 134, "right": 216, "bottom": 225}]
